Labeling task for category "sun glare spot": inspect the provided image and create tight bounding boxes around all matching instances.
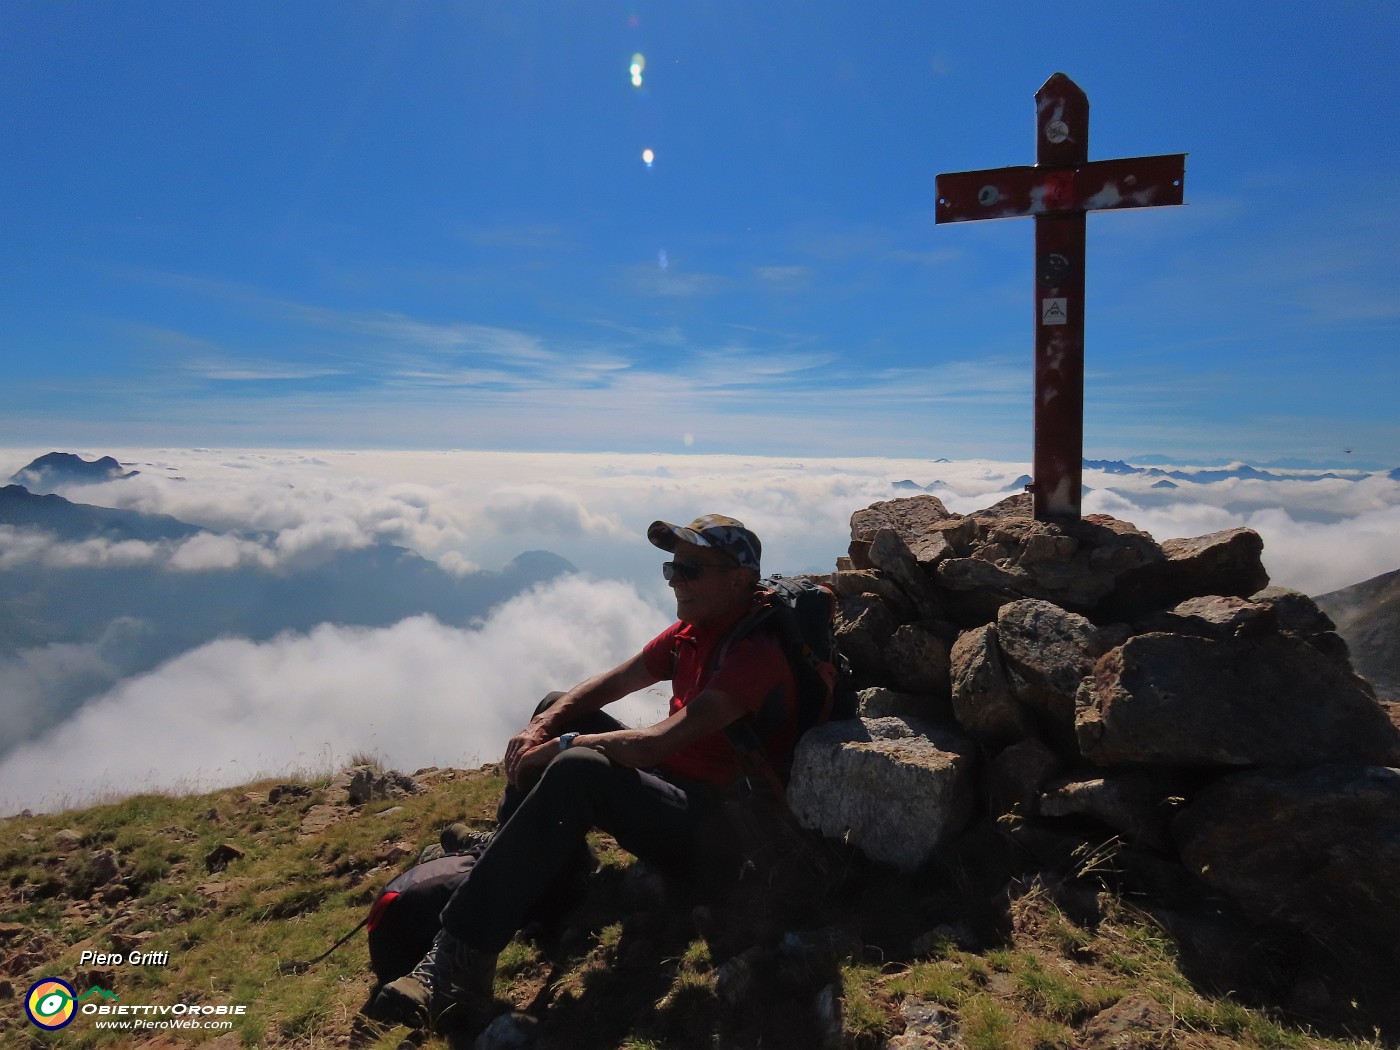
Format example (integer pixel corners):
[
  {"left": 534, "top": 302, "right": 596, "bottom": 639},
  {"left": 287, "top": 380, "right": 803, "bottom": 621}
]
[
  {"left": 630, "top": 53, "right": 646, "bottom": 88},
  {"left": 642, "top": 148, "right": 655, "bottom": 168}
]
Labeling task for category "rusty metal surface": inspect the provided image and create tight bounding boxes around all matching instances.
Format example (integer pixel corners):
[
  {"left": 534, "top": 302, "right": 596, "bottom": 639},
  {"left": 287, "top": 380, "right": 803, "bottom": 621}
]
[
  {"left": 1031, "top": 73, "right": 1090, "bottom": 522},
  {"left": 934, "top": 154, "right": 1186, "bottom": 223},
  {"left": 933, "top": 71, "right": 1186, "bottom": 523}
]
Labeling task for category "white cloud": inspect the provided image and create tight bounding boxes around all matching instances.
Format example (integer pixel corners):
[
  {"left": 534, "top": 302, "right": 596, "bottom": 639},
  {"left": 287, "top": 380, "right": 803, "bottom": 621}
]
[
  {"left": 0, "top": 575, "right": 670, "bottom": 815},
  {"left": 0, "top": 527, "right": 163, "bottom": 570},
  {"left": 4, "top": 447, "right": 1398, "bottom": 815},
  {"left": 11, "top": 449, "right": 1398, "bottom": 594}
]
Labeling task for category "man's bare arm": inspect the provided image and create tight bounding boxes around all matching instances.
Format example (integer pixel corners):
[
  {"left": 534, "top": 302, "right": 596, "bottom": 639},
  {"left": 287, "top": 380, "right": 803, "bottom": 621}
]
[
  {"left": 572, "top": 688, "right": 747, "bottom": 771},
  {"left": 503, "top": 652, "right": 660, "bottom": 783}
]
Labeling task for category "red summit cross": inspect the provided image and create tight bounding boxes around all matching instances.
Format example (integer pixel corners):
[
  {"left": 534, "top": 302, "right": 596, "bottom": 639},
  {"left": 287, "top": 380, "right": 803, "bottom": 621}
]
[{"left": 936, "top": 72, "right": 1185, "bottom": 522}]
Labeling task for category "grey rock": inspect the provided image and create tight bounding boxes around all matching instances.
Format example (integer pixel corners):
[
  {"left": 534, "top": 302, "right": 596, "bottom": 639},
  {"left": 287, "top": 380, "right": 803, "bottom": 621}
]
[
  {"left": 885, "top": 622, "right": 952, "bottom": 697},
  {"left": 1113, "top": 527, "right": 1269, "bottom": 615},
  {"left": 88, "top": 849, "right": 120, "bottom": 886},
  {"left": 949, "top": 623, "right": 1034, "bottom": 746},
  {"left": 1144, "top": 594, "right": 1272, "bottom": 639},
  {"left": 869, "top": 528, "right": 943, "bottom": 618},
  {"left": 204, "top": 843, "right": 245, "bottom": 874},
  {"left": 803, "top": 569, "right": 914, "bottom": 617},
  {"left": 1174, "top": 765, "right": 1400, "bottom": 962},
  {"left": 856, "top": 687, "right": 934, "bottom": 720},
  {"left": 1076, "top": 633, "right": 1400, "bottom": 766},
  {"left": 849, "top": 495, "right": 957, "bottom": 565},
  {"left": 789, "top": 717, "right": 976, "bottom": 873},
  {"left": 988, "top": 738, "right": 1063, "bottom": 819},
  {"left": 1039, "top": 770, "right": 1185, "bottom": 851},
  {"left": 1081, "top": 993, "right": 1177, "bottom": 1048},
  {"left": 473, "top": 1011, "right": 538, "bottom": 1050},
  {"left": 834, "top": 596, "right": 899, "bottom": 680},
  {"left": 937, "top": 557, "right": 1041, "bottom": 626},
  {"left": 890, "top": 998, "right": 958, "bottom": 1048},
  {"left": 54, "top": 829, "right": 82, "bottom": 853},
  {"left": 996, "top": 599, "right": 1104, "bottom": 744},
  {"left": 326, "top": 765, "right": 425, "bottom": 806}
]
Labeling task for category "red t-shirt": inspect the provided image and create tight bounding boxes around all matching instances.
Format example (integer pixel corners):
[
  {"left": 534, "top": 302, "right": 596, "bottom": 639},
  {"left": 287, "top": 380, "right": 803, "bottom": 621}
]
[{"left": 641, "top": 602, "right": 799, "bottom": 789}]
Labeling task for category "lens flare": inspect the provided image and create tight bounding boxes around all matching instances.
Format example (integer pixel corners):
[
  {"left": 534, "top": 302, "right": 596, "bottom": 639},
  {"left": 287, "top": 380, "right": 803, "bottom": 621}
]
[
  {"left": 630, "top": 53, "right": 645, "bottom": 88},
  {"left": 642, "top": 148, "right": 655, "bottom": 168},
  {"left": 658, "top": 249, "right": 668, "bottom": 270}
]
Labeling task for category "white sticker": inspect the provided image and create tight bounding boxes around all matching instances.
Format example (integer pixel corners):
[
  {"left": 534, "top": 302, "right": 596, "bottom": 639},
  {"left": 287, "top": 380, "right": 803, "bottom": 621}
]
[{"left": 1041, "top": 298, "right": 1068, "bottom": 325}]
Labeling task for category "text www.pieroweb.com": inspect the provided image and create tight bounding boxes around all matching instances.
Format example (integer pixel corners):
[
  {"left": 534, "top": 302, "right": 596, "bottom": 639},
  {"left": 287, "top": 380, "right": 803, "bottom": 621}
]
[{"left": 86, "top": 1003, "right": 246, "bottom": 1032}]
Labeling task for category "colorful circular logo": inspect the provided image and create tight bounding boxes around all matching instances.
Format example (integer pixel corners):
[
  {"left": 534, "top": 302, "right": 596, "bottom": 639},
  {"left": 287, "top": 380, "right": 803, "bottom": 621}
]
[{"left": 26, "top": 978, "right": 77, "bottom": 1030}]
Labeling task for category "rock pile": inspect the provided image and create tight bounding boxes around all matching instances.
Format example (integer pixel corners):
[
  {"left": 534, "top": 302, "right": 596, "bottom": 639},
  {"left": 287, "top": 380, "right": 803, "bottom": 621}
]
[{"left": 787, "top": 493, "right": 1400, "bottom": 966}]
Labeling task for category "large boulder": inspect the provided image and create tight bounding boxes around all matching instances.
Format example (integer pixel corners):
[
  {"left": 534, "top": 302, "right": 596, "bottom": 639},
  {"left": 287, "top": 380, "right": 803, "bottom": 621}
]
[
  {"left": 995, "top": 600, "right": 1106, "bottom": 746},
  {"left": 834, "top": 596, "right": 899, "bottom": 682},
  {"left": 1075, "top": 633, "right": 1400, "bottom": 766},
  {"left": 884, "top": 622, "right": 952, "bottom": 698},
  {"left": 935, "top": 507, "right": 1163, "bottom": 624},
  {"left": 1173, "top": 765, "right": 1400, "bottom": 961},
  {"left": 849, "top": 495, "right": 958, "bottom": 567},
  {"left": 1039, "top": 769, "right": 1188, "bottom": 851},
  {"left": 789, "top": 717, "right": 975, "bottom": 873},
  {"left": 867, "top": 529, "right": 943, "bottom": 620},
  {"left": 1110, "top": 527, "right": 1269, "bottom": 616},
  {"left": 949, "top": 623, "right": 1034, "bottom": 746}
]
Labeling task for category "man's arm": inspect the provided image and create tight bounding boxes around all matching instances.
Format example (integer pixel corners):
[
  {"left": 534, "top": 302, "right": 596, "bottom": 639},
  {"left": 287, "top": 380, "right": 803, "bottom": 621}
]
[
  {"left": 504, "top": 651, "right": 661, "bottom": 783},
  {"left": 570, "top": 688, "right": 747, "bottom": 770}
]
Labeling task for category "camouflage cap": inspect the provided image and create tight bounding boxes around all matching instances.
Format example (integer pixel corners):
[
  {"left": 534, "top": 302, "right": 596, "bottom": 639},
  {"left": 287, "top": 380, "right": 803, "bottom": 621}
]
[{"left": 647, "top": 514, "right": 762, "bottom": 573}]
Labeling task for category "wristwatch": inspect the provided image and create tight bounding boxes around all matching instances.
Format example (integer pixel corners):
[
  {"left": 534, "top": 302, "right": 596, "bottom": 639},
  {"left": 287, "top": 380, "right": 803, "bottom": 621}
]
[{"left": 558, "top": 732, "right": 579, "bottom": 751}]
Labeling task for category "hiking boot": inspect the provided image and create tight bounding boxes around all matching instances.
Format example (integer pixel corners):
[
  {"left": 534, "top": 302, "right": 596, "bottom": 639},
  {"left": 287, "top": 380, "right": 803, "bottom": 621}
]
[{"left": 368, "top": 929, "right": 496, "bottom": 1030}]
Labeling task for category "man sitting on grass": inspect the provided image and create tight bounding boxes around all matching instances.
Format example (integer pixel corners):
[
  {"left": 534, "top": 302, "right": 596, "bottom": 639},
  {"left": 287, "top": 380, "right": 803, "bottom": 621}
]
[{"left": 369, "top": 514, "right": 799, "bottom": 1031}]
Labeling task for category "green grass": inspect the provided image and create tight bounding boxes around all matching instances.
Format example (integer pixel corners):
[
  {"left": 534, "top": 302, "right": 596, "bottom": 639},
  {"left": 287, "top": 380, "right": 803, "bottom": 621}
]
[{"left": 2, "top": 766, "right": 1395, "bottom": 1050}]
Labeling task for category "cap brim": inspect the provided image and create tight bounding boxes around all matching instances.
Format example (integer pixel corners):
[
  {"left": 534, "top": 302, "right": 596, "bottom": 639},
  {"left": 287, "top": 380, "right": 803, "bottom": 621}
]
[{"left": 647, "top": 520, "right": 710, "bottom": 552}]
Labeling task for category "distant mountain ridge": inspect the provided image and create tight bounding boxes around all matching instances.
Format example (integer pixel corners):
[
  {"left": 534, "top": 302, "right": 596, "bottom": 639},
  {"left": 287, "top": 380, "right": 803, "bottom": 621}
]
[
  {"left": 1315, "top": 567, "right": 1400, "bottom": 701},
  {"left": 9, "top": 451, "right": 139, "bottom": 490},
  {"left": 1081, "top": 459, "right": 1369, "bottom": 483},
  {"left": 0, "top": 483, "right": 577, "bottom": 760},
  {"left": 0, "top": 484, "right": 201, "bottom": 543}
]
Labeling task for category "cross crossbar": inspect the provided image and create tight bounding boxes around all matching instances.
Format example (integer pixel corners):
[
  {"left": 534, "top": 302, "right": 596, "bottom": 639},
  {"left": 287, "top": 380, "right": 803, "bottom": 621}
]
[{"left": 935, "top": 154, "right": 1185, "bottom": 223}]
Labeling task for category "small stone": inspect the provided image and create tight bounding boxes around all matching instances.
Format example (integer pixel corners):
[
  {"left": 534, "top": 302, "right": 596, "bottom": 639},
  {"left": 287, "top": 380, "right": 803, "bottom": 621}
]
[
  {"left": 204, "top": 843, "right": 246, "bottom": 873},
  {"left": 54, "top": 829, "right": 82, "bottom": 853},
  {"left": 473, "top": 1011, "right": 538, "bottom": 1049}
]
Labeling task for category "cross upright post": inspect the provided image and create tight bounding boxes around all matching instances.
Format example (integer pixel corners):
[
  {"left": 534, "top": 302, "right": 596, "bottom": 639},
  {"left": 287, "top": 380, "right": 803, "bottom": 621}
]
[{"left": 936, "top": 73, "right": 1185, "bottom": 522}]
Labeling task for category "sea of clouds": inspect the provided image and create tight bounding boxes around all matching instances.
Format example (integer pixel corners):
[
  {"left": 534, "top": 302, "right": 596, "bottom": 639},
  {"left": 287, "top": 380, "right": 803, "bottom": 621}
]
[{"left": 2, "top": 447, "right": 1397, "bottom": 814}]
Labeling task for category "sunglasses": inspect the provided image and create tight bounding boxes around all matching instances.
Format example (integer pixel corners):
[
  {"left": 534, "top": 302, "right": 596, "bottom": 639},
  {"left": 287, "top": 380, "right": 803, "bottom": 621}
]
[{"left": 662, "top": 559, "right": 738, "bottom": 582}]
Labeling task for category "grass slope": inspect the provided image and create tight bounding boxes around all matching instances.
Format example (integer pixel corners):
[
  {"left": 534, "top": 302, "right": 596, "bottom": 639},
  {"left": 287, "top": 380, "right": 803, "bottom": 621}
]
[{"left": 0, "top": 766, "right": 1391, "bottom": 1050}]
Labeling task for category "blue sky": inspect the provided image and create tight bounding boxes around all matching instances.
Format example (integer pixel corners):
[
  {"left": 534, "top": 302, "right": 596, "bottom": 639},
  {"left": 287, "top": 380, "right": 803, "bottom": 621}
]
[{"left": 2, "top": 2, "right": 1397, "bottom": 464}]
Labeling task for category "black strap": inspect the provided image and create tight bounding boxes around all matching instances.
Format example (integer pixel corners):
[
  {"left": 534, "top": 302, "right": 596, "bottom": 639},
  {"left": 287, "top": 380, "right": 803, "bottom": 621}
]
[{"left": 275, "top": 914, "right": 370, "bottom": 975}]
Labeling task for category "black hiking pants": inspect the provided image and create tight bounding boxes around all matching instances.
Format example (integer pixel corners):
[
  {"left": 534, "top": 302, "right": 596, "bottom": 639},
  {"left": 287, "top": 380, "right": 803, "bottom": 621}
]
[{"left": 439, "top": 692, "right": 724, "bottom": 954}]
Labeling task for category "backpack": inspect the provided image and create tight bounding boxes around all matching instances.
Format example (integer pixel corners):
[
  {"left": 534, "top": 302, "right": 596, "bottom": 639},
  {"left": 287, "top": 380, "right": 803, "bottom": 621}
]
[
  {"left": 712, "top": 576, "right": 854, "bottom": 798},
  {"left": 278, "top": 850, "right": 478, "bottom": 987},
  {"left": 366, "top": 852, "right": 480, "bottom": 986}
]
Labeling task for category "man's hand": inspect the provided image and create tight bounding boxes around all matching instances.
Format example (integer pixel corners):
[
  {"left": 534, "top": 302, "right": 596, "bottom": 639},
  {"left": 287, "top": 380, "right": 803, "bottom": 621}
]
[
  {"left": 504, "top": 721, "right": 552, "bottom": 785},
  {"left": 509, "top": 737, "right": 559, "bottom": 788}
]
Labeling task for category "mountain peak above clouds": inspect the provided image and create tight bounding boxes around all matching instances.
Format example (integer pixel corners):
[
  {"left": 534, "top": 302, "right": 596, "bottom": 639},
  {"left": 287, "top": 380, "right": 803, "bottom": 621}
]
[{"left": 10, "top": 452, "right": 138, "bottom": 492}]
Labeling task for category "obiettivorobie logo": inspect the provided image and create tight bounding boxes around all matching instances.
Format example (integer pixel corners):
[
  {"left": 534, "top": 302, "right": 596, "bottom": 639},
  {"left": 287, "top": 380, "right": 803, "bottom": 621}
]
[{"left": 25, "top": 978, "right": 120, "bottom": 1030}]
